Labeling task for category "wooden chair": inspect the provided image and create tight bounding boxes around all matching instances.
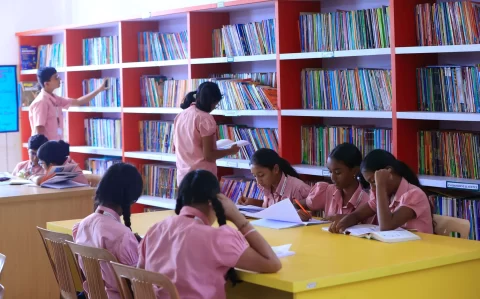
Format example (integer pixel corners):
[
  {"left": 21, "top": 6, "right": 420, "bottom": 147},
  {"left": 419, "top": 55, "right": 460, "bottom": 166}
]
[
  {"left": 37, "top": 227, "right": 81, "bottom": 299},
  {"left": 110, "top": 262, "right": 180, "bottom": 299},
  {"left": 433, "top": 215, "right": 471, "bottom": 239},
  {"left": 0, "top": 253, "right": 5, "bottom": 299},
  {"left": 66, "top": 241, "right": 119, "bottom": 299},
  {"left": 83, "top": 174, "right": 102, "bottom": 188}
]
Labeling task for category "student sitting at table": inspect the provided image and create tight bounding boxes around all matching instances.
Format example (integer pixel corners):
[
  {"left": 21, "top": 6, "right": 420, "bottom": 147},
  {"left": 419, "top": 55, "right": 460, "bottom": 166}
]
[
  {"left": 297, "top": 143, "right": 372, "bottom": 223},
  {"left": 12, "top": 134, "right": 48, "bottom": 178},
  {"left": 73, "top": 163, "right": 143, "bottom": 299},
  {"left": 237, "top": 148, "right": 311, "bottom": 208},
  {"left": 29, "top": 140, "right": 88, "bottom": 185},
  {"left": 330, "top": 149, "right": 434, "bottom": 234},
  {"left": 138, "top": 169, "right": 281, "bottom": 299}
]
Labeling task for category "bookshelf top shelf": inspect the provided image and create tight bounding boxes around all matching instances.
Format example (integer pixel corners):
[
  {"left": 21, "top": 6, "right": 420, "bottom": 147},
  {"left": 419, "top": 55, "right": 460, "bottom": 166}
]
[{"left": 396, "top": 44, "right": 480, "bottom": 54}]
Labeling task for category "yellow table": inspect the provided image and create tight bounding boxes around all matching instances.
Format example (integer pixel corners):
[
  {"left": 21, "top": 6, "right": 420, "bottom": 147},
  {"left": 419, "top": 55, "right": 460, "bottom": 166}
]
[
  {"left": 0, "top": 185, "right": 95, "bottom": 299},
  {"left": 48, "top": 210, "right": 480, "bottom": 299}
]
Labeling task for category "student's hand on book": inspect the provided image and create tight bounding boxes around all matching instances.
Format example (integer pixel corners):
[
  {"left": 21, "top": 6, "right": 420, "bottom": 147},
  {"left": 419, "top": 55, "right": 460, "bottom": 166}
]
[
  {"left": 229, "top": 144, "right": 240, "bottom": 155},
  {"left": 297, "top": 209, "right": 312, "bottom": 221},
  {"left": 329, "top": 216, "right": 349, "bottom": 234}
]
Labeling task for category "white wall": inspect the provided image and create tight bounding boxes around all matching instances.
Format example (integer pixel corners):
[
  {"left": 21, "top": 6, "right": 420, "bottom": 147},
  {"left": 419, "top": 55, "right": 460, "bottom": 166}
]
[{"left": 0, "top": 0, "right": 71, "bottom": 171}]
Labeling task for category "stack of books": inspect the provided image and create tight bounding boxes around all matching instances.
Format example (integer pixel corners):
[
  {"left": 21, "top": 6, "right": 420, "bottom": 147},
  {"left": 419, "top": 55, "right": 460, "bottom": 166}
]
[
  {"left": 138, "top": 31, "right": 188, "bottom": 61},
  {"left": 301, "top": 125, "right": 392, "bottom": 166},
  {"left": 302, "top": 68, "right": 392, "bottom": 111},
  {"left": 82, "top": 36, "right": 119, "bottom": 65},
  {"left": 84, "top": 118, "right": 122, "bottom": 149},
  {"left": 83, "top": 77, "right": 121, "bottom": 107},
  {"left": 142, "top": 164, "right": 178, "bottom": 199}
]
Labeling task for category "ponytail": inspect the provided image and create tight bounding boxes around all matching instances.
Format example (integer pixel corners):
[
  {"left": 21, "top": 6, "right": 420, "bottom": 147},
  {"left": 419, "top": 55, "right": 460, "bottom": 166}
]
[
  {"left": 121, "top": 202, "right": 132, "bottom": 230},
  {"left": 180, "top": 91, "right": 197, "bottom": 109},
  {"left": 277, "top": 158, "right": 300, "bottom": 179},
  {"left": 396, "top": 161, "right": 421, "bottom": 187},
  {"left": 181, "top": 82, "right": 222, "bottom": 112}
]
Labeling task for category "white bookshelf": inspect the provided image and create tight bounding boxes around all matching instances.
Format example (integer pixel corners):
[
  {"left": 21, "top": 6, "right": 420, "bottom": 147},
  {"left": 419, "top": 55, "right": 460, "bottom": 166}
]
[
  {"left": 137, "top": 195, "right": 176, "bottom": 210},
  {"left": 191, "top": 54, "right": 276, "bottom": 64},
  {"left": 281, "top": 110, "right": 392, "bottom": 119},
  {"left": 69, "top": 146, "right": 122, "bottom": 156},
  {"left": 68, "top": 107, "right": 121, "bottom": 113},
  {"left": 293, "top": 164, "right": 330, "bottom": 177},
  {"left": 280, "top": 52, "right": 333, "bottom": 60},
  {"left": 397, "top": 112, "right": 480, "bottom": 122},
  {"left": 396, "top": 44, "right": 480, "bottom": 54}
]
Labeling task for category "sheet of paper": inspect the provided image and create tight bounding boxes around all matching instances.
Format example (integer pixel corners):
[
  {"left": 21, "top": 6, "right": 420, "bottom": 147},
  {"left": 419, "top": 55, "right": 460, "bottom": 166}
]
[
  {"left": 272, "top": 244, "right": 295, "bottom": 258},
  {"left": 246, "top": 199, "right": 303, "bottom": 223},
  {"left": 251, "top": 219, "right": 301, "bottom": 229}
]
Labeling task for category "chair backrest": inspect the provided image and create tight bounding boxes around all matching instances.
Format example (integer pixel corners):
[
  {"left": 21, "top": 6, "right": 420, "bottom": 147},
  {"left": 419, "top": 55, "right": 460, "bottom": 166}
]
[
  {"left": 0, "top": 283, "right": 4, "bottom": 299},
  {"left": 37, "top": 227, "right": 79, "bottom": 299},
  {"left": 433, "top": 215, "right": 471, "bottom": 239},
  {"left": 84, "top": 174, "right": 102, "bottom": 188},
  {"left": 0, "top": 253, "right": 5, "bottom": 275},
  {"left": 66, "top": 241, "right": 119, "bottom": 299},
  {"left": 110, "top": 262, "right": 180, "bottom": 299}
]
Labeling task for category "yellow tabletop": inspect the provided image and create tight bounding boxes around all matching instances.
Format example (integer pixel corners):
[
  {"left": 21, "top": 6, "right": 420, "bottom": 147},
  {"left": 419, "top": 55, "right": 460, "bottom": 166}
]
[{"left": 47, "top": 210, "right": 480, "bottom": 296}]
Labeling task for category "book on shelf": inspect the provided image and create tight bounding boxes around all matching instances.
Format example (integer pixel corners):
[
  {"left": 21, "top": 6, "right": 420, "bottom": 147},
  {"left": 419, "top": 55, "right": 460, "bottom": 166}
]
[
  {"left": 301, "top": 125, "right": 392, "bottom": 166},
  {"left": 84, "top": 118, "right": 122, "bottom": 149},
  {"left": 418, "top": 130, "right": 480, "bottom": 179},
  {"left": 83, "top": 77, "right": 121, "bottom": 107},
  {"left": 140, "top": 76, "right": 186, "bottom": 108},
  {"left": 142, "top": 164, "right": 177, "bottom": 199},
  {"left": 322, "top": 224, "right": 421, "bottom": 243},
  {"left": 83, "top": 36, "right": 119, "bottom": 65},
  {"left": 213, "top": 19, "right": 276, "bottom": 57},
  {"left": 211, "top": 72, "right": 276, "bottom": 88},
  {"left": 431, "top": 195, "right": 478, "bottom": 240},
  {"left": 20, "top": 46, "right": 37, "bottom": 70},
  {"left": 39, "top": 163, "right": 88, "bottom": 189},
  {"left": 416, "top": 66, "right": 480, "bottom": 113},
  {"left": 215, "top": 78, "right": 277, "bottom": 110},
  {"left": 18, "top": 82, "right": 40, "bottom": 107},
  {"left": 140, "top": 121, "right": 174, "bottom": 153},
  {"left": 37, "top": 43, "right": 64, "bottom": 68},
  {"left": 301, "top": 68, "right": 392, "bottom": 111},
  {"left": 138, "top": 31, "right": 188, "bottom": 62},
  {"left": 299, "top": 6, "right": 390, "bottom": 52},
  {"left": 220, "top": 176, "right": 264, "bottom": 204},
  {"left": 415, "top": 1, "right": 480, "bottom": 47},
  {"left": 85, "top": 157, "right": 122, "bottom": 175}
]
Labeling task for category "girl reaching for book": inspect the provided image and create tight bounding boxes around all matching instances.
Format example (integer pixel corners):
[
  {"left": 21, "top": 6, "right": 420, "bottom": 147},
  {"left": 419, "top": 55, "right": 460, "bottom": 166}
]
[
  {"left": 174, "top": 82, "right": 240, "bottom": 185},
  {"left": 238, "top": 148, "right": 311, "bottom": 208},
  {"left": 330, "top": 149, "right": 433, "bottom": 234},
  {"left": 297, "top": 143, "right": 372, "bottom": 223},
  {"left": 138, "top": 170, "right": 281, "bottom": 299}
]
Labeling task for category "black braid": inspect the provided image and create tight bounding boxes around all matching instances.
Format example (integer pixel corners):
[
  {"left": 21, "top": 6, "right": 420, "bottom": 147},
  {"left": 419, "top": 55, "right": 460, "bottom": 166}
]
[{"left": 121, "top": 202, "right": 132, "bottom": 230}]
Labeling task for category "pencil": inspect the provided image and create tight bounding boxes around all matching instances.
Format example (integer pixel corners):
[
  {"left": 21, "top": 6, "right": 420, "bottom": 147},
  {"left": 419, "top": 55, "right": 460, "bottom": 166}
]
[{"left": 294, "top": 199, "right": 309, "bottom": 215}]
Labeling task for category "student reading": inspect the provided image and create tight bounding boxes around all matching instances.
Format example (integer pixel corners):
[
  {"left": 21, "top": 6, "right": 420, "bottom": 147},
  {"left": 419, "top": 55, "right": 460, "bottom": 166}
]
[
  {"left": 174, "top": 82, "right": 239, "bottom": 184},
  {"left": 29, "top": 67, "right": 109, "bottom": 141},
  {"left": 138, "top": 170, "right": 281, "bottom": 299},
  {"left": 238, "top": 148, "right": 311, "bottom": 208},
  {"left": 331, "top": 149, "right": 434, "bottom": 234},
  {"left": 297, "top": 143, "right": 372, "bottom": 222},
  {"left": 12, "top": 134, "right": 48, "bottom": 178},
  {"left": 73, "top": 163, "right": 143, "bottom": 299}
]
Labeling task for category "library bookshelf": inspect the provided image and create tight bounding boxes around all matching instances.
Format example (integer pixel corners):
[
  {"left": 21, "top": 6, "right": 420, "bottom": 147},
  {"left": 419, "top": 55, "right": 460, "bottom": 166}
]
[{"left": 16, "top": 0, "right": 480, "bottom": 213}]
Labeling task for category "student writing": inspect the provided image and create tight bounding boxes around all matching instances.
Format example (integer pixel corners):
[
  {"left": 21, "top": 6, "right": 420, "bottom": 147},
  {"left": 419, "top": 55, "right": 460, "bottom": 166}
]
[
  {"left": 297, "top": 143, "right": 372, "bottom": 222},
  {"left": 238, "top": 148, "right": 311, "bottom": 208},
  {"left": 138, "top": 170, "right": 281, "bottom": 299},
  {"left": 73, "top": 163, "right": 143, "bottom": 299},
  {"left": 331, "top": 149, "right": 434, "bottom": 234},
  {"left": 173, "top": 82, "right": 239, "bottom": 184},
  {"left": 12, "top": 134, "right": 48, "bottom": 178}
]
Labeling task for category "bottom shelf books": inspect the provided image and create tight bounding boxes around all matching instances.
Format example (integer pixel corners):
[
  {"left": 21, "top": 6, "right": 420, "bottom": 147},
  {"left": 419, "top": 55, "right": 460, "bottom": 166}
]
[{"left": 142, "top": 164, "right": 178, "bottom": 199}]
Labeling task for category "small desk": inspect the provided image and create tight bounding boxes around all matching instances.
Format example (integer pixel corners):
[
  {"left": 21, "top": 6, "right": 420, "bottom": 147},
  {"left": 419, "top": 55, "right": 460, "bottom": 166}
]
[
  {"left": 48, "top": 210, "right": 480, "bottom": 299},
  {"left": 0, "top": 185, "right": 94, "bottom": 299}
]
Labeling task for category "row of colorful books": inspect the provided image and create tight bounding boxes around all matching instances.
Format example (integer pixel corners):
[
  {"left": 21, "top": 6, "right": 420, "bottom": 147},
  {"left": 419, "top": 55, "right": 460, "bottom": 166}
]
[
  {"left": 302, "top": 68, "right": 392, "bottom": 111},
  {"left": 301, "top": 125, "right": 392, "bottom": 166},
  {"left": 431, "top": 195, "right": 480, "bottom": 240},
  {"left": 220, "top": 176, "right": 264, "bottom": 203},
  {"left": 213, "top": 19, "right": 276, "bottom": 57},
  {"left": 418, "top": 130, "right": 480, "bottom": 179},
  {"left": 83, "top": 36, "right": 119, "bottom": 65},
  {"left": 139, "top": 31, "right": 188, "bottom": 62},
  {"left": 139, "top": 121, "right": 174, "bottom": 153},
  {"left": 38, "top": 43, "right": 64, "bottom": 68},
  {"left": 83, "top": 77, "right": 121, "bottom": 107},
  {"left": 84, "top": 118, "right": 122, "bottom": 149},
  {"left": 417, "top": 66, "right": 480, "bottom": 113},
  {"left": 85, "top": 157, "right": 122, "bottom": 175},
  {"left": 416, "top": 1, "right": 480, "bottom": 46},
  {"left": 299, "top": 6, "right": 390, "bottom": 52},
  {"left": 142, "top": 164, "right": 178, "bottom": 199},
  {"left": 212, "top": 72, "right": 276, "bottom": 88}
]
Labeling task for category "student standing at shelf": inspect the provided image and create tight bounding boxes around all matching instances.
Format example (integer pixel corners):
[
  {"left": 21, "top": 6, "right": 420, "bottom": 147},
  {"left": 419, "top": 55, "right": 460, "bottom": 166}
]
[
  {"left": 138, "top": 170, "right": 281, "bottom": 299},
  {"left": 11, "top": 134, "right": 48, "bottom": 178},
  {"left": 238, "top": 148, "right": 311, "bottom": 208},
  {"left": 30, "top": 140, "right": 88, "bottom": 185},
  {"left": 73, "top": 163, "right": 143, "bottom": 299},
  {"left": 174, "top": 82, "right": 240, "bottom": 184},
  {"left": 331, "top": 149, "right": 434, "bottom": 234},
  {"left": 296, "top": 143, "right": 372, "bottom": 223},
  {"left": 29, "top": 67, "right": 109, "bottom": 141}
]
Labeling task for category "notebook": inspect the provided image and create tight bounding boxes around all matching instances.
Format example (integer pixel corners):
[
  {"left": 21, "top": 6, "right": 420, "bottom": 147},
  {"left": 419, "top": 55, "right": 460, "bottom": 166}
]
[
  {"left": 322, "top": 224, "right": 421, "bottom": 243},
  {"left": 39, "top": 164, "right": 87, "bottom": 189},
  {"left": 216, "top": 139, "right": 250, "bottom": 149}
]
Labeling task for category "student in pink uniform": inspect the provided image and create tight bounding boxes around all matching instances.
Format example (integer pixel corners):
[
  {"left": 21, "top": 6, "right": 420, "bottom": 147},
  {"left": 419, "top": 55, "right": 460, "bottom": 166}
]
[
  {"left": 138, "top": 170, "right": 281, "bottom": 299},
  {"left": 12, "top": 134, "right": 48, "bottom": 178},
  {"left": 331, "top": 149, "right": 434, "bottom": 234},
  {"left": 173, "top": 82, "right": 240, "bottom": 184},
  {"left": 297, "top": 143, "right": 371, "bottom": 223},
  {"left": 73, "top": 163, "right": 143, "bottom": 299},
  {"left": 238, "top": 148, "right": 311, "bottom": 208},
  {"left": 30, "top": 140, "right": 88, "bottom": 185},
  {"left": 29, "top": 67, "right": 109, "bottom": 141}
]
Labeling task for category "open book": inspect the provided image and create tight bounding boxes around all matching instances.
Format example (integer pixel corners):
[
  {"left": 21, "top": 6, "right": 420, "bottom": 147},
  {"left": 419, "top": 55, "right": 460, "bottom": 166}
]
[
  {"left": 216, "top": 139, "right": 250, "bottom": 149},
  {"left": 246, "top": 199, "right": 330, "bottom": 229},
  {"left": 322, "top": 224, "right": 421, "bottom": 243},
  {"left": 40, "top": 164, "right": 87, "bottom": 189}
]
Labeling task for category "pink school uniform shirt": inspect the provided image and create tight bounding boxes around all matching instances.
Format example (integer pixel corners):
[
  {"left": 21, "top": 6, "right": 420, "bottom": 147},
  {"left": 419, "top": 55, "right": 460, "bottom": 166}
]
[
  {"left": 73, "top": 205, "right": 139, "bottom": 299},
  {"left": 173, "top": 105, "right": 217, "bottom": 184},
  {"left": 306, "top": 182, "right": 370, "bottom": 218},
  {"left": 63, "top": 157, "right": 89, "bottom": 184},
  {"left": 262, "top": 173, "right": 311, "bottom": 208},
  {"left": 138, "top": 206, "right": 248, "bottom": 299},
  {"left": 367, "top": 178, "right": 433, "bottom": 234},
  {"left": 12, "top": 160, "right": 45, "bottom": 178},
  {"left": 29, "top": 90, "right": 73, "bottom": 141}
]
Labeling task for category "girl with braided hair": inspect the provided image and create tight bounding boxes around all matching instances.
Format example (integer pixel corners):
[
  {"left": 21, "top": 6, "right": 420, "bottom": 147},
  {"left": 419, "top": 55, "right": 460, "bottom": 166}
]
[
  {"left": 73, "top": 163, "right": 143, "bottom": 299},
  {"left": 138, "top": 169, "right": 281, "bottom": 299}
]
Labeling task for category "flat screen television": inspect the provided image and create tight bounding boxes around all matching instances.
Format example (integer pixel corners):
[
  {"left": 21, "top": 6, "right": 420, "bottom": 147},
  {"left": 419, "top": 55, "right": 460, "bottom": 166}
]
[{"left": 0, "top": 65, "right": 19, "bottom": 133}]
